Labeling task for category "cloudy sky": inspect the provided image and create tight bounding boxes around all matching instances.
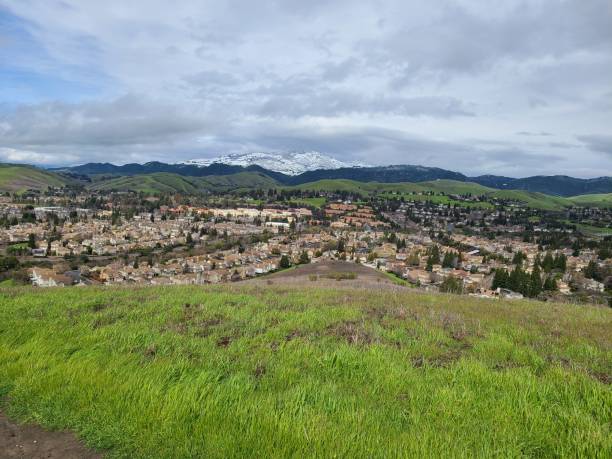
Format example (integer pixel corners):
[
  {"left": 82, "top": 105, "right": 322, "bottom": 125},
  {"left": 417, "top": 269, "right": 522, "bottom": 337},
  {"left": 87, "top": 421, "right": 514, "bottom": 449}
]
[{"left": 0, "top": 0, "right": 611, "bottom": 177}]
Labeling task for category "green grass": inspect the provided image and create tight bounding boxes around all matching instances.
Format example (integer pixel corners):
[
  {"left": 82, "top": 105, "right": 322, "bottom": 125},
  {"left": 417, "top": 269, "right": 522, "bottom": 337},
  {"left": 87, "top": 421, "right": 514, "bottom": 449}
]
[
  {"left": 288, "top": 197, "right": 326, "bottom": 208},
  {"left": 0, "top": 164, "right": 68, "bottom": 192},
  {"left": 382, "top": 271, "right": 412, "bottom": 286},
  {"left": 0, "top": 285, "right": 610, "bottom": 458}
]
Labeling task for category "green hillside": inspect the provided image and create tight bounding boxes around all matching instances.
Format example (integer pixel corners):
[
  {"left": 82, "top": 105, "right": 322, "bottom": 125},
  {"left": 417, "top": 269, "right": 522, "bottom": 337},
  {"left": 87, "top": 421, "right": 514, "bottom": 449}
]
[
  {"left": 289, "top": 179, "right": 565, "bottom": 209},
  {"left": 568, "top": 193, "right": 612, "bottom": 208},
  {"left": 89, "top": 173, "right": 201, "bottom": 194},
  {"left": 0, "top": 284, "right": 610, "bottom": 457},
  {"left": 486, "top": 190, "right": 571, "bottom": 211},
  {"left": 195, "top": 171, "right": 279, "bottom": 191},
  {"left": 290, "top": 179, "right": 425, "bottom": 194},
  {"left": 0, "top": 164, "right": 69, "bottom": 192},
  {"left": 420, "top": 179, "right": 495, "bottom": 195},
  {"left": 88, "top": 172, "right": 279, "bottom": 194}
]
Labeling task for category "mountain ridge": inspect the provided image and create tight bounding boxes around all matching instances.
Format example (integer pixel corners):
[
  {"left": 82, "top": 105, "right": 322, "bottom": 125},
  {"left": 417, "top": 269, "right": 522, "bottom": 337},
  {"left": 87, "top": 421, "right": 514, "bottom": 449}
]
[
  {"left": 178, "top": 151, "right": 369, "bottom": 175},
  {"left": 49, "top": 161, "right": 612, "bottom": 197}
]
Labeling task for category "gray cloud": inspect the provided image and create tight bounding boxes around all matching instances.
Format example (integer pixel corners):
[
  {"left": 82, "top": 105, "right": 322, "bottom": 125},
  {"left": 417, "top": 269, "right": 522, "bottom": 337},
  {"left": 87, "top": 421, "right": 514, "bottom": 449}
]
[
  {"left": 0, "top": 95, "right": 207, "bottom": 147},
  {"left": 0, "top": 0, "right": 610, "bottom": 177},
  {"left": 577, "top": 134, "right": 612, "bottom": 156}
]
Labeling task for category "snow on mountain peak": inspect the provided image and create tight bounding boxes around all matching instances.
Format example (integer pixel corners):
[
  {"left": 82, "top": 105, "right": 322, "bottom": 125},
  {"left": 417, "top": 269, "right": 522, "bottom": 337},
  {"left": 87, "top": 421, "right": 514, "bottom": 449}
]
[{"left": 179, "top": 151, "right": 369, "bottom": 175}]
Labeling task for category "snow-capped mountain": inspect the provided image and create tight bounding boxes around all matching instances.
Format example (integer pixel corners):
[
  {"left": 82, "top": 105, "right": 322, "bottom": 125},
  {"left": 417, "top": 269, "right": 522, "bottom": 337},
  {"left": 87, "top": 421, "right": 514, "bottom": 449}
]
[{"left": 179, "top": 151, "right": 369, "bottom": 176}]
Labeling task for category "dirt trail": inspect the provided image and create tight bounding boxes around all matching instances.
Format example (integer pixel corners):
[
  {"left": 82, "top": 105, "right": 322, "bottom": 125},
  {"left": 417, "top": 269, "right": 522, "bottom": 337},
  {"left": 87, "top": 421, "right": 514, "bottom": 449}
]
[{"left": 0, "top": 412, "right": 101, "bottom": 459}]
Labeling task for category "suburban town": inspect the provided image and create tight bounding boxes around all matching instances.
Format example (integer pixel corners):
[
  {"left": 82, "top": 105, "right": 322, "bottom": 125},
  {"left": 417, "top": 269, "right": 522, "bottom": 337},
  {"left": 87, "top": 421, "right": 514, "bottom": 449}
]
[{"left": 1, "top": 189, "right": 609, "bottom": 306}]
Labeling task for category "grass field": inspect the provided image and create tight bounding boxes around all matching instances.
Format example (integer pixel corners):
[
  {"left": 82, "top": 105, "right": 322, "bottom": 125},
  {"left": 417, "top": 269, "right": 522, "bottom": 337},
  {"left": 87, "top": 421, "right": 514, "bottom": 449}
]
[
  {"left": 0, "top": 284, "right": 610, "bottom": 458},
  {"left": 288, "top": 197, "right": 327, "bottom": 208}
]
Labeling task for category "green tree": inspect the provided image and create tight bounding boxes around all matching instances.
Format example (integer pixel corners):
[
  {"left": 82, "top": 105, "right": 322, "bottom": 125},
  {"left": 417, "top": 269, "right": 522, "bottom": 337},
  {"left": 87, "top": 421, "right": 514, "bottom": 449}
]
[
  {"left": 542, "top": 252, "right": 554, "bottom": 272},
  {"left": 440, "top": 276, "right": 462, "bottom": 294},
  {"left": 279, "top": 255, "right": 291, "bottom": 269},
  {"left": 299, "top": 251, "right": 310, "bottom": 264},
  {"left": 442, "top": 251, "right": 455, "bottom": 268},
  {"left": 426, "top": 256, "right": 434, "bottom": 272},
  {"left": 529, "top": 264, "right": 542, "bottom": 298}
]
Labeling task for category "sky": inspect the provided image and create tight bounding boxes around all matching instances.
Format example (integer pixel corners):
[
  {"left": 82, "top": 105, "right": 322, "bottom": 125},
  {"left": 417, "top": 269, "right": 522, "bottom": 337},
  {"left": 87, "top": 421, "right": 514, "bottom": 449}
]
[{"left": 0, "top": 0, "right": 611, "bottom": 178}]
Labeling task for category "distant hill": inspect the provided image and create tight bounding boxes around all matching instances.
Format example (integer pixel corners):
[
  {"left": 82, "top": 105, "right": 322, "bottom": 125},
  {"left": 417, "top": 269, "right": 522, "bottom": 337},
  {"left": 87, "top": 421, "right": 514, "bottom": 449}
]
[
  {"left": 567, "top": 193, "right": 612, "bottom": 208},
  {"left": 472, "top": 175, "right": 612, "bottom": 196},
  {"left": 52, "top": 161, "right": 612, "bottom": 196},
  {"left": 290, "top": 178, "right": 612, "bottom": 210},
  {"left": 0, "top": 164, "right": 70, "bottom": 192},
  {"left": 89, "top": 171, "right": 278, "bottom": 194}
]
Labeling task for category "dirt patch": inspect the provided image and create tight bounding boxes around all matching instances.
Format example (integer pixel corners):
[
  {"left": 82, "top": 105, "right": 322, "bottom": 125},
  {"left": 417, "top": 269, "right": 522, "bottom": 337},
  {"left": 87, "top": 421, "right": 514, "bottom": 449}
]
[
  {"left": 245, "top": 260, "right": 402, "bottom": 289},
  {"left": 326, "top": 320, "right": 374, "bottom": 345},
  {"left": 0, "top": 411, "right": 102, "bottom": 459},
  {"left": 411, "top": 349, "right": 464, "bottom": 368}
]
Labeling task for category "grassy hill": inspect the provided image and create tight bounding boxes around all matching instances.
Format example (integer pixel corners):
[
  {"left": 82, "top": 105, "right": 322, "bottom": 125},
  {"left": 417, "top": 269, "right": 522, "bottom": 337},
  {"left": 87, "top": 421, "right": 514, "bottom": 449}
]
[
  {"left": 0, "top": 164, "right": 69, "bottom": 192},
  {"left": 289, "top": 178, "right": 424, "bottom": 194},
  {"left": 419, "top": 179, "right": 495, "bottom": 195},
  {"left": 568, "top": 193, "right": 612, "bottom": 208},
  {"left": 0, "top": 284, "right": 610, "bottom": 457},
  {"left": 486, "top": 189, "right": 571, "bottom": 211},
  {"left": 289, "top": 179, "right": 566, "bottom": 209},
  {"left": 89, "top": 172, "right": 279, "bottom": 194},
  {"left": 89, "top": 172, "right": 201, "bottom": 194}
]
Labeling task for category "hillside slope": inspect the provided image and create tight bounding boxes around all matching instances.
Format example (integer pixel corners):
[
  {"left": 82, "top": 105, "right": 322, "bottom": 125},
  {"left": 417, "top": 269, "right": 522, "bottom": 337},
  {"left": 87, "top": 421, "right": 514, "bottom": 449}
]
[
  {"left": 0, "top": 284, "right": 609, "bottom": 458},
  {"left": 0, "top": 164, "right": 69, "bottom": 192},
  {"left": 89, "top": 172, "right": 279, "bottom": 193}
]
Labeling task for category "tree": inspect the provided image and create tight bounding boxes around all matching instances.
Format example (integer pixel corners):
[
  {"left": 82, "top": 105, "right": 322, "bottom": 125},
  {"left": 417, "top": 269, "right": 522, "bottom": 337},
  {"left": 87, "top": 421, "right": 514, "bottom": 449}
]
[
  {"left": 299, "top": 251, "right": 310, "bottom": 264},
  {"left": 337, "top": 239, "right": 345, "bottom": 253},
  {"left": 492, "top": 268, "right": 509, "bottom": 290},
  {"left": 440, "top": 276, "right": 462, "bottom": 294},
  {"left": 512, "top": 251, "right": 526, "bottom": 266},
  {"left": 426, "top": 256, "right": 434, "bottom": 272},
  {"left": 279, "top": 255, "right": 291, "bottom": 269},
  {"left": 27, "top": 233, "right": 36, "bottom": 249},
  {"left": 543, "top": 276, "right": 557, "bottom": 291},
  {"left": 553, "top": 254, "right": 567, "bottom": 272},
  {"left": 542, "top": 252, "right": 554, "bottom": 272},
  {"left": 529, "top": 264, "right": 542, "bottom": 298},
  {"left": 427, "top": 245, "right": 441, "bottom": 265}
]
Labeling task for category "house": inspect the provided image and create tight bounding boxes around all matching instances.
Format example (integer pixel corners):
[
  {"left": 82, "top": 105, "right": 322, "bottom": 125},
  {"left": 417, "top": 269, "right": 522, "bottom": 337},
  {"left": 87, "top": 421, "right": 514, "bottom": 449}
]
[{"left": 29, "top": 268, "right": 72, "bottom": 287}]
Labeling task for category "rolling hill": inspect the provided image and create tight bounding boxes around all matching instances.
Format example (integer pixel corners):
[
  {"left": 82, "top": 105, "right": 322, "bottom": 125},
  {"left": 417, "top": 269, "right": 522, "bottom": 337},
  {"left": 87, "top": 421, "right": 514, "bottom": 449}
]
[
  {"left": 89, "top": 171, "right": 279, "bottom": 194},
  {"left": 0, "top": 164, "right": 70, "bottom": 192},
  {"left": 568, "top": 193, "right": 612, "bottom": 208},
  {"left": 289, "top": 178, "right": 612, "bottom": 210},
  {"left": 53, "top": 160, "right": 612, "bottom": 196}
]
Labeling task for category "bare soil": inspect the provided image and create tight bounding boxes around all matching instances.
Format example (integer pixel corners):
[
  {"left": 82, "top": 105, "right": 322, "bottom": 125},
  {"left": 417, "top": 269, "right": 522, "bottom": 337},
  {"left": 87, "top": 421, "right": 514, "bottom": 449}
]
[
  {"left": 0, "top": 412, "right": 101, "bottom": 459},
  {"left": 247, "top": 260, "right": 404, "bottom": 289}
]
